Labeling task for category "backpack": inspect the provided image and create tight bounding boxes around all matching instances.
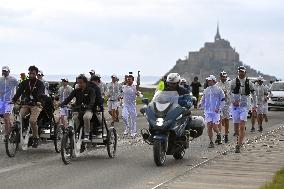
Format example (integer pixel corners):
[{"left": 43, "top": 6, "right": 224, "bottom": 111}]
[{"left": 233, "top": 77, "right": 251, "bottom": 95}]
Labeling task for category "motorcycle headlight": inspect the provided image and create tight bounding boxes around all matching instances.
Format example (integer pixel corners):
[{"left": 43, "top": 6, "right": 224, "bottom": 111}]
[{"left": 156, "top": 118, "right": 164, "bottom": 127}]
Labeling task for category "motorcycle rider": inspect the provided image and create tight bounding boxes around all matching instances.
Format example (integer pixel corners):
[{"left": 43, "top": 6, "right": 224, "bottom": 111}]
[
  {"left": 200, "top": 75, "right": 225, "bottom": 148},
  {"left": 230, "top": 66, "right": 256, "bottom": 153},
  {"left": 58, "top": 78, "right": 73, "bottom": 128},
  {"left": 0, "top": 66, "right": 19, "bottom": 142},
  {"left": 216, "top": 71, "right": 231, "bottom": 143},
  {"left": 253, "top": 76, "right": 268, "bottom": 132},
  {"left": 165, "top": 73, "right": 188, "bottom": 96},
  {"left": 61, "top": 74, "right": 96, "bottom": 142},
  {"left": 12, "top": 65, "right": 45, "bottom": 148}
]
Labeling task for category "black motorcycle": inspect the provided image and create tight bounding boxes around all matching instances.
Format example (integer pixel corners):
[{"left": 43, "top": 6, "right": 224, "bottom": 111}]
[{"left": 141, "top": 91, "right": 205, "bottom": 166}]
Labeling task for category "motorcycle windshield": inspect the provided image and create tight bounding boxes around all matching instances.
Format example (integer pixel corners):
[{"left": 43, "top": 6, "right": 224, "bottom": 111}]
[{"left": 151, "top": 91, "right": 179, "bottom": 115}]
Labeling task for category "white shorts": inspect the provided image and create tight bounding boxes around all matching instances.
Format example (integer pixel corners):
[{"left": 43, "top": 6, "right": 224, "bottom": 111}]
[
  {"left": 221, "top": 105, "right": 231, "bottom": 119},
  {"left": 232, "top": 107, "right": 248, "bottom": 123},
  {"left": 263, "top": 102, "right": 268, "bottom": 114},
  {"left": 108, "top": 100, "right": 119, "bottom": 111},
  {"left": 205, "top": 112, "right": 220, "bottom": 124},
  {"left": 0, "top": 101, "right": 13, "bottom": 115},
  {"left": 59, "top": 107, "right": 69, "bottom": 116}
]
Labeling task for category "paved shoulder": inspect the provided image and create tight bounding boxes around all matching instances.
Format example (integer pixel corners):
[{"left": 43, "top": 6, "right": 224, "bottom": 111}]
[{"left": 159, "top": 128, "right": 284, "bottom": 189}]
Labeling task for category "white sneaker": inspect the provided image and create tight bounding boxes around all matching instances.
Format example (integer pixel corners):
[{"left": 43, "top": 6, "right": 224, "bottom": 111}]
[
  {"left": 123, "top": 131, "right": 128, "bottom": 136},
  {"left": 83, "top": 135, "right": 90, "bottom": 142},
  {"left": 131, "top": 133, "right": 137, "bottom": 138}
]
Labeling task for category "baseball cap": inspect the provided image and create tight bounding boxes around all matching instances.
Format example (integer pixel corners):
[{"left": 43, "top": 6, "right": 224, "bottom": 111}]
[
  {"left": 238, "top": 66, "right": 246, "bottom": 72},
  {"left": 206, "top": 75, "right": 217, "bottom": 81},
  {"left": 111, "top": 74, "right": 117, "bottom": 78},
  {"left": 257, "top": 76, "right": 264, "bottom": 81},
  {"left": 89, "top": 69, "right": 95, "bottom": 74},
  {"left": 61, "top": 78, "right": 69, "bottom": 82},
  {"left": 38, "top": 70, "right": 44, "bottom": 76},
  {"left": 2, "top": 66, "right": 10, "bottom": 72},
  {"left": 220, "top": 71, "right": 227, "bottom": 77},
  {"left": 95, "top": 74, "right": 101, "bottom": 78}
]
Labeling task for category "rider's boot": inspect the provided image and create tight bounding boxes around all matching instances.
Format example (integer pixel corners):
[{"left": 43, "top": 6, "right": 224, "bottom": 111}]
[
  {"left": 83, "top": 134, "right": 90, "bottom": 142},
  {"left": 32, "top": 137, "right": 39, "bottom": 148}
]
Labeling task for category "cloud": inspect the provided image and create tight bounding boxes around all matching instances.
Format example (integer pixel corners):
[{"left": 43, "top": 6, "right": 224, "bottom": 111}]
[{"left": 0, "top": 0, "right": 283, "bottom": 79}]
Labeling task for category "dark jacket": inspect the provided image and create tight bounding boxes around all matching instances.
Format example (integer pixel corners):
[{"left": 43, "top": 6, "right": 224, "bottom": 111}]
[
  {"left": 165, "top": 85, "right": 189, "bottom": 96},
  {"left": 12, "top": 79, "right": 45, "bottom": 105},
  {"left": 62, "top": 87, "right": 96, "bottom": 111},
  {"left": 89, "top": 82, "right": 103, "bottom": 111},
  {"left": 177, "top": 85, "right": 189, "bottom": 96}
]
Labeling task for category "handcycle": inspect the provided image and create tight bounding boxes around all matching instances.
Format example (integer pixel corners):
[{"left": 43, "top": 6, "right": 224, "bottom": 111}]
[
  {"left": 61, "top": 105, "right": 117, "bottom": 165},
  {"left": 5, "top": 97, "right": 63, "bottom": 157}
]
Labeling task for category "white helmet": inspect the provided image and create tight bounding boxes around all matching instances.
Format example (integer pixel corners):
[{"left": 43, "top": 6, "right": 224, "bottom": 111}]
[
  {"left": 166, "top": 73, "right": 181, "bottom": 83},
  {"left": 180, "top": 78, "right": 187, "bottom": 83}
]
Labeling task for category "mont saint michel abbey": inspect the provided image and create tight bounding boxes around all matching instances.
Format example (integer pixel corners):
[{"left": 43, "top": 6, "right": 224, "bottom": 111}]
[
  {"left": 171, "top": 25, "right": 246, "bottom": 81},
  {"left": 167, "top": 25, "right": 275, "bottom": 82},
  {"left": 187, "top": 25, "right": 240, "bottom": 67}
]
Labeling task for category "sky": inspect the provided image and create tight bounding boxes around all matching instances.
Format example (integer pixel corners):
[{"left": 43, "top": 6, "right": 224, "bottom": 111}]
[{"left": 0, "top": 0, "right": 283, "bottom": 79}]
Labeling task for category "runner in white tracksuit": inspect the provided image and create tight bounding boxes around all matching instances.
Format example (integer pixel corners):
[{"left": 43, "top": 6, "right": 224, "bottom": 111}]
[
  {"left": 253, "top": 76, "right": 268, "bottom": 132},
  {"left": 200, "top": 75, "right": 225, "bottom": 148},
  {"left": 122, "top": 75, "right": 138, "bottom": 137},
  {"left": 106, "top": 74, "right": 122, "bottom": 125},
  {"left": 216, "top": 71, "right": 231, "bottom": 143},
  {"left": 0, "top": 66, "right": 18, "bottom": 140},
  {"left": 230, "top": 66, "right": 256, "bottom": 153}
]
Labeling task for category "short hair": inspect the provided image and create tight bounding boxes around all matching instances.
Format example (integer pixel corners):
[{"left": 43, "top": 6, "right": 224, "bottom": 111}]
[
  {"left": 28, "top": 65, "right": 39, "bottom": 74},
  {"left": 194, "top": 76, "right": 198, "bottom": 80},
  {"left": 128, "top": 75, "right": 134, "bottom": 81},
  {"left": 77, "top": 74, "right": 88, "bottom": 83},
  {"left": 90, "top": 75, "right": 100, "bottom": 82}
]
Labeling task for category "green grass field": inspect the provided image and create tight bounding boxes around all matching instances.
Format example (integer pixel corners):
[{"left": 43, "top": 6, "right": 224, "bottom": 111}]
[
  {"left": 136, "top": 91, "right": 155, "bottom": 104},
  {"left": 262, "top": 168, "right": 284, "bottom": 189}
]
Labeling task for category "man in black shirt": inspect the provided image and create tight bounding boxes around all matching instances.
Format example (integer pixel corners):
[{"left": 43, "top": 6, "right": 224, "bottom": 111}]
[
  {"left": 190, "top": 76, "right": 202, "bottom": 108},
  {"left": 12, "top": 65, "right": 45, "bottom": 148},
  {"left": 61, "top": 74, "right": 96, "bottom": 142}
]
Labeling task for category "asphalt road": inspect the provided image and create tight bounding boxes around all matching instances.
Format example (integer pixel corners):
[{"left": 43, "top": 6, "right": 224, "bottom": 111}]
[{"left": 0, "top": 109, "right": 283, "bottom": 189}]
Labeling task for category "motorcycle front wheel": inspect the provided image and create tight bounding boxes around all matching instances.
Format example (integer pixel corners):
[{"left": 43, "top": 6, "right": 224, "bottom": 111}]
[{"left": 153, "top": 140, "right": 167, "bottom": 166}]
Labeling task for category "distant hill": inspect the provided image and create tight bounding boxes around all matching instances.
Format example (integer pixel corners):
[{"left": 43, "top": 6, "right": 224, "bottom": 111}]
[{"left": 161, "top": 26, "right": 277, "bottom": 84}]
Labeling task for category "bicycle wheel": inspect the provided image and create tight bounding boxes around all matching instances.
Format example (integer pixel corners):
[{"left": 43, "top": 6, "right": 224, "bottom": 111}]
[
  {"left": 5, "top": 128, "right": 20, "bottom": 157},
  {"left": 106, "top": 128, "right": 117, "bottom": 158},
  {"left": 54, "top": 124, "right": 63, "bottom": 153},
  {"left": 61, "top": 131, "right": 74, "bottom": 165}
]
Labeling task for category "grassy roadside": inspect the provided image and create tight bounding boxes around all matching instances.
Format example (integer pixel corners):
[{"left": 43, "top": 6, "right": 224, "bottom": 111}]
[
  {"left": 262, "top": 168, "right": 284, "bottom": 189},
  {"left": 136, "top": 91, "right": 155, "bottom": 104}
]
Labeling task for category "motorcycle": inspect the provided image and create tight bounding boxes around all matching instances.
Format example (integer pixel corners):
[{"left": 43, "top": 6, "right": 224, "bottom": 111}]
[{"left": 141, "top": 91, "right": 205, "bottom": 166}]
